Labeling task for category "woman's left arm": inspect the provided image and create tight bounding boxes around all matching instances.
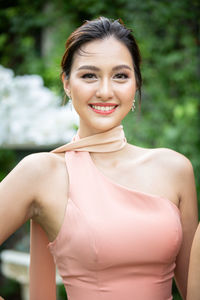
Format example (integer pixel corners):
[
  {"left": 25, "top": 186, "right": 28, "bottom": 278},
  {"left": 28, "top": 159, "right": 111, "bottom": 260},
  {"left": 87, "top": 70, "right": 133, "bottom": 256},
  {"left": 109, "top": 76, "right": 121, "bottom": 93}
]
[
  {"left": 174, "top": 157, "right": 198, "bottom": 299},
  {"left": 187, "top": 222, "right": 200, "bottom": 300}
]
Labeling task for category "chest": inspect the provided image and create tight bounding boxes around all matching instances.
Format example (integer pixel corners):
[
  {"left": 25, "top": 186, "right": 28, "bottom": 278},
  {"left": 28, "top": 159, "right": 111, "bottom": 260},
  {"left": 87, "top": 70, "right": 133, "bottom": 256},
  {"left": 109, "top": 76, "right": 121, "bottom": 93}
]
[
  {"left": 90, "top": 152, "right": 179, "bottom": 206},
  {"left": 39, "top": 150, "right": 179, "bottom": 243},
  {"left": 51, "top": 172, "right": 182, "bottom": 270}
]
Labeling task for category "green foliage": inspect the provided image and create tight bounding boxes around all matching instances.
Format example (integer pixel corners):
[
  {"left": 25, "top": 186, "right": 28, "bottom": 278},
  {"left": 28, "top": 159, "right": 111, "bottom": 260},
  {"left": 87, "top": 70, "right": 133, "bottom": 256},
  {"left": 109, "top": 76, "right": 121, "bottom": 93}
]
[
  {"left": 121, "top": 0, "right": 200, "bottom": 206},
  {"left": 0, "top": 0, "right": 199, "bottom": 298},
  {"left": 0, "top": 150, "right": 16, "bottom": 180},
  {"left": 58, "top": 284, "right": 68, "bottom": 300},
  {"left": 0, "top": 278, "right": 21, "bottom": 299}
]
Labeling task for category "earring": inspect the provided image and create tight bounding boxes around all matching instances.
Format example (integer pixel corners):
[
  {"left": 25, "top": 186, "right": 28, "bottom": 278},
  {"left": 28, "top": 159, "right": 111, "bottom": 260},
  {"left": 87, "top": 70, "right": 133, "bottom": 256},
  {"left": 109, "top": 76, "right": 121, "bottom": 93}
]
[
  {"left": 68, "top": 98, "right": 72, "bottom": 111},
  {"left": 131, "top": 99, "right": 136, "bottom": 112}
]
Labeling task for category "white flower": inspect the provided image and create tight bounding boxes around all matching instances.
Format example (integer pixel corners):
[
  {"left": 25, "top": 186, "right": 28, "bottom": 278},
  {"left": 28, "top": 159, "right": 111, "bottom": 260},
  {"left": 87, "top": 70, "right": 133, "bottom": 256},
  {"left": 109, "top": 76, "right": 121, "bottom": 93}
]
[{"left": 0, "top": 65, "right": 79, "bottom": 146}]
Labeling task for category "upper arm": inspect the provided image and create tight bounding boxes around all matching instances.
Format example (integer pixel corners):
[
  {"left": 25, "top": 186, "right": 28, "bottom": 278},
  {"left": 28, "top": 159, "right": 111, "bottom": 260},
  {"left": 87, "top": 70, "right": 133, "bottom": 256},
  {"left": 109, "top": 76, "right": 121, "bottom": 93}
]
[
  {"left": 187, "top": 222, "right": 200, "bottom": 300},
  {"left": 0, "top": 152, "right": 58, "bottom": 299},
  {"left": 173, "top": 155, "right": 198, "bottom": 299},
  {"left": 0, "top": 153, "right": 49, "bottom": 245}
]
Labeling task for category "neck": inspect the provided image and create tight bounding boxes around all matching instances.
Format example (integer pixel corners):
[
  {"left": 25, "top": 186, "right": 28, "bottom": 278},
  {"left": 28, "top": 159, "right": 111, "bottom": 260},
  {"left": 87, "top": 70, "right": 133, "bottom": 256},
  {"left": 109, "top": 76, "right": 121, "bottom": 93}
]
[
  {"left": 51, "top": 124, "right": 126, "bottom": 154},
  {"left": 77, "top": 122, "right": 122, "bottom": 139}
]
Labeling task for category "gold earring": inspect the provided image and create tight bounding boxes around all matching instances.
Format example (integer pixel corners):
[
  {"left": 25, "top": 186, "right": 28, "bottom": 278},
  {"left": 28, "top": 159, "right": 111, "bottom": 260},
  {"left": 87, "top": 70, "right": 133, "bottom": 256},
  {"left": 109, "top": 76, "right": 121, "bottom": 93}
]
[{"left": 131, "top": 99, "right": 136, "bottom": 112}]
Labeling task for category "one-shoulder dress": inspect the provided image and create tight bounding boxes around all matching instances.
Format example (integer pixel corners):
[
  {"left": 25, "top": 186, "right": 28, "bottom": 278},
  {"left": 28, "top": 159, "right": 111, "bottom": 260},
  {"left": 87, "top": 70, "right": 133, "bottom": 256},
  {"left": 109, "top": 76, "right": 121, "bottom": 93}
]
[{"left": 48, "top": 149, "right": 182, "bottom": 300}]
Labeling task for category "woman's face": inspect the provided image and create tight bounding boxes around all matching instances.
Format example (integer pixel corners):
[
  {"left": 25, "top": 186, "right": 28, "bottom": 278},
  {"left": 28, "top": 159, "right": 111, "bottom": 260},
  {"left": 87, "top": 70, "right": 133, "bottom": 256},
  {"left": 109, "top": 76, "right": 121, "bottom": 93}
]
[{"left": 64, "top": 36, "right": 137, "bottom": 137}]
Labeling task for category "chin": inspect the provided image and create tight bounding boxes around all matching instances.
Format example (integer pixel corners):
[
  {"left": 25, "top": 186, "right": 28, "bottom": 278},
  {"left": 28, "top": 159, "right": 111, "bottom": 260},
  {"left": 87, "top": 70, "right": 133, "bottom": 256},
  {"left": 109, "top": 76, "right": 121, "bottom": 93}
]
[
  {"left": 79, "top": 116, "right": 122, "bottom": 137},
  {"left": 89, "top": 121, "right": 121, "bottom": 133}
]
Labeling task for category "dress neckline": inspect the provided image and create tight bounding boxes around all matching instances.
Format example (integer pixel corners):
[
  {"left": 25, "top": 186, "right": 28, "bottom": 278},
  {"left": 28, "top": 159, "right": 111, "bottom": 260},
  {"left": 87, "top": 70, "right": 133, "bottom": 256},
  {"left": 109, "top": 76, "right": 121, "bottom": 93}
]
[
  {"left": 51, "top": 125, "right": 126, "bottom": 154},
  {"left": 86, "top": 151, "right": 180, "bottom": 216},
  {"left": 51, "top": 124, "right": 180, "bottom": 216}
]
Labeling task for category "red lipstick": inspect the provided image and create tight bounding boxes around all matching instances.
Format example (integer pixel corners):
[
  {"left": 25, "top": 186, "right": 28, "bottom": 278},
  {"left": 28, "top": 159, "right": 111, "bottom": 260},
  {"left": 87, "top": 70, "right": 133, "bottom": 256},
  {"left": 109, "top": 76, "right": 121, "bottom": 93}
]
[{"left": 89, "top": 103, "right": 118, "bottom": 115}]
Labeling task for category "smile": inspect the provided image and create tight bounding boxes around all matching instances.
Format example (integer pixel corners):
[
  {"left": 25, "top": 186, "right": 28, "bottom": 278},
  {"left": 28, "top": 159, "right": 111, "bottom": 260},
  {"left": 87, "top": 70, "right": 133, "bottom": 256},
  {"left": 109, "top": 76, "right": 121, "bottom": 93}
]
[{"left": 89, "top": 103, "right": 118, "bottom": 115}]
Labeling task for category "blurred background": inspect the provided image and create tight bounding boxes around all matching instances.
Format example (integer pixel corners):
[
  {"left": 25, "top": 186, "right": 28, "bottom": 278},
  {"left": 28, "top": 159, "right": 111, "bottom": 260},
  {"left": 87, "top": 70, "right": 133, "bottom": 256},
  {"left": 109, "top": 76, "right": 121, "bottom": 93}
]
[{"left": 0, "top": 0, "right": 199, "bottom": 299}]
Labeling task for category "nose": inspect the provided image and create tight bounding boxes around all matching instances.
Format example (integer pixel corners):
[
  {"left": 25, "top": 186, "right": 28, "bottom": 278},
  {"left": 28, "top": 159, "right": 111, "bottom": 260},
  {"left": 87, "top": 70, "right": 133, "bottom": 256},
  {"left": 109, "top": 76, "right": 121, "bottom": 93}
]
[{"left": 96, "top": 78, "right": 114, "bottom": 100}]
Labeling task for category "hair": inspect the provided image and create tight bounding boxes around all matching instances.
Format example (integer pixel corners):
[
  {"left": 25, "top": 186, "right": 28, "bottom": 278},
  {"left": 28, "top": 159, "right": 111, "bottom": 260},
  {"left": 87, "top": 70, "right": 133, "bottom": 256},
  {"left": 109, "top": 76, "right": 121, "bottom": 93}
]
[{"left": 61, "top": 16, "right": 142, "bottom": 105}]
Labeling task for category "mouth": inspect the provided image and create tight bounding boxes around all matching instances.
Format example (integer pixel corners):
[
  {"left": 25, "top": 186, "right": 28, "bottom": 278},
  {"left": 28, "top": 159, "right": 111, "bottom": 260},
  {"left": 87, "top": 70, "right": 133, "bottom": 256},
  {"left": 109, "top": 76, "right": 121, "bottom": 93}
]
[{"left": 88, "top": 103, "right": 118, "bottom": 115}]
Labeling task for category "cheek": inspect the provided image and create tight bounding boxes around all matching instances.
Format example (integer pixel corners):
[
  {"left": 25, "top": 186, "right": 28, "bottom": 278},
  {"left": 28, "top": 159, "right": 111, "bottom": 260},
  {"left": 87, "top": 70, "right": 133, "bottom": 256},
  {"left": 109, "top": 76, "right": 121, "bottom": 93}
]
[
  {"left": 115, "top": 82, "right": 136, "bottom": 100},
  {"left": 71, "top": 81, "right": 96, "bottom": 100}
]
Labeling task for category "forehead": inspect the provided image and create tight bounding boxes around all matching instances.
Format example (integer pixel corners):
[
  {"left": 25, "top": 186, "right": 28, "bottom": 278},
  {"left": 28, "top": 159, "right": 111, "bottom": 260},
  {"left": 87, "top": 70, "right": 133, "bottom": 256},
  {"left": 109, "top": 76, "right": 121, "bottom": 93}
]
[{"left": 71, "top": 37, "right": 133, "bottom": 69}]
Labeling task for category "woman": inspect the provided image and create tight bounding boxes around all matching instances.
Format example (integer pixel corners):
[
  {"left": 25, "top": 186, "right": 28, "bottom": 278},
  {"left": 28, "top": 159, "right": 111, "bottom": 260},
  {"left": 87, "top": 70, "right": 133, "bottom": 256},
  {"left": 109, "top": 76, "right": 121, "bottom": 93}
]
[
  {"left": 187, "top": 223, "right": 200, "bottom": 299},
  {"left": 0, "top": 17, "right": 198, "bottom": 300}
]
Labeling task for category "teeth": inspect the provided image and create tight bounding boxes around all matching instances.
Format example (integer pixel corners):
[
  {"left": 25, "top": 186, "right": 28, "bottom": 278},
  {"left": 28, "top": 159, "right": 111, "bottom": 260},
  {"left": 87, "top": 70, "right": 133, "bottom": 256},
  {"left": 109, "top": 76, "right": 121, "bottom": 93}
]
[{"left": 91, "top": 105, "right": 116, "bottom": 111}]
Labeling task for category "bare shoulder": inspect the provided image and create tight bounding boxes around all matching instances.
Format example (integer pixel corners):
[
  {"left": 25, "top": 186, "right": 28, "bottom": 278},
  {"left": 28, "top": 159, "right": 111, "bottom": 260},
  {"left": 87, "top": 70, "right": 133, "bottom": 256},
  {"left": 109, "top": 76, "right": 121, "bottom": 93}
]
[
  {"left": 137, "top": 146, "right": 196, "bottom": 207},
  {"left": 16, "top": 152, "right": 68, "bottom": 219},
  {"left": 130, "top": 143, "right": 193, "bottom": 174},
  {"left": 3, "top": 151, "right": 67, "bottom": 198},
  {"left": 150, "top": 147, "right": 196, "bottom": 202},
  {"left": 150, "top": 147, "right": 193, "bottom": 173},
  {"left": 17, "top": 151, "right": 65, "bottom": 178},
  {"left": 21, "top": 151, "right": 65, "bottom": 168}
]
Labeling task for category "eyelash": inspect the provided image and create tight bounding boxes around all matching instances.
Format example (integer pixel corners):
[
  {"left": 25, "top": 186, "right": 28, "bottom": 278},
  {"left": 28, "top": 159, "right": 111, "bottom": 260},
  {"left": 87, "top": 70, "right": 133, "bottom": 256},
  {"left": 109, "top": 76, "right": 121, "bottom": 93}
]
[
  {"left": 81, "top": 73, "right": 96, "bottom": 79},
  {"left": 81, "top": 73, "right": 129, "bottom": 80},
  {"left": 114, "top": 73, "right": 128, "bottom": 79}
]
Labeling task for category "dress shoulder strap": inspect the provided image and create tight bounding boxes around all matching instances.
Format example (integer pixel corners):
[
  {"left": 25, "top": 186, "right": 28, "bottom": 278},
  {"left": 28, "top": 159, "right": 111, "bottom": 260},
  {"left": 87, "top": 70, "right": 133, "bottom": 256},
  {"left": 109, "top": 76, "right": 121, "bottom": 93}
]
[{"left": 29, "top": 124, "right": 127, "bottom": 299}]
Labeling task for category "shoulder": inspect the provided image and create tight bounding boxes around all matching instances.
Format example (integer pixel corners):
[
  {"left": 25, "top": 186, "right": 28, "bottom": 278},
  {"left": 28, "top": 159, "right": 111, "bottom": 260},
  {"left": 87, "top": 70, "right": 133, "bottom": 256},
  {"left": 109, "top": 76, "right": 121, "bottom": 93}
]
[
  {"left": 150, "top": 147, "right": 196, "bottom": 202},
  {"left": 16, "top": 152, "right": 66, "bottom": 182},
  {"left": 21, "top": 151, "right": 65, "bottom": 170},
  {"left": 131, "top": 144, "right": 195, "bottom": 188},
  {"left": 150, "top": 147, "right": 194, "bottom": 176},
  {"left": 143, "top": 147, "right": 196, "bottom": 207},
  {"left": 18, "top": 152, "right": 68, "bottom": 213},
  {"left": 130, "top": 143, "right": 193, "bottom": 174}
]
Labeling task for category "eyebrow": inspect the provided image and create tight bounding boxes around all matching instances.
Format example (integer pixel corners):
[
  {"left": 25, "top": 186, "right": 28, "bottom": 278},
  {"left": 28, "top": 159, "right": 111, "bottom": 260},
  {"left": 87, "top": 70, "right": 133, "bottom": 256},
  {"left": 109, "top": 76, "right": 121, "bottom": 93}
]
[{"left": 77, "top": 64, "right": 133, "bottom": 71}]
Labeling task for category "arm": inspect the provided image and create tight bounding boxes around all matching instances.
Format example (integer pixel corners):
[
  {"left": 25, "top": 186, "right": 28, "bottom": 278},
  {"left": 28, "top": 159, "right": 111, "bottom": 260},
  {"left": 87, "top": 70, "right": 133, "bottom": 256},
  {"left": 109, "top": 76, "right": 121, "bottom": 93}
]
[
  {"left": 0, "top": 154, "right": 56, "bottom": 299},
  {"left": 174, "top": 157, "right": 198, "bottom": 299},
  {"left": 0, "top": 155, "right": 37, "bottom": 244},
  {"left": 187, "top": 223, "right": 200, "bottom": 300}
]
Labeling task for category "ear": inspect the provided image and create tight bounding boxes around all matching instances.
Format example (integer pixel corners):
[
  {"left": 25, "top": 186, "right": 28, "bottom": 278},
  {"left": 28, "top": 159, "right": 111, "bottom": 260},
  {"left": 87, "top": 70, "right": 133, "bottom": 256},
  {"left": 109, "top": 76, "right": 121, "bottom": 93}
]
[{"left": 62, "top": 73, "right": 71, "bottom": 98}]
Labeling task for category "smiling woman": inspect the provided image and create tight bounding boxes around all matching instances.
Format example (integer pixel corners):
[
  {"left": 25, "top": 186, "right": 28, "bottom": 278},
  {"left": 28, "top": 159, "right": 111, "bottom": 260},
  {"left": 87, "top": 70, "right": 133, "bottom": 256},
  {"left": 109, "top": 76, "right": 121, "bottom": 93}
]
[
  {"left": 63, "top": 37, "right": 137, "bottom": 136},
  {"left": 0, "top": 17, "right": 198, "bottom": 300}
]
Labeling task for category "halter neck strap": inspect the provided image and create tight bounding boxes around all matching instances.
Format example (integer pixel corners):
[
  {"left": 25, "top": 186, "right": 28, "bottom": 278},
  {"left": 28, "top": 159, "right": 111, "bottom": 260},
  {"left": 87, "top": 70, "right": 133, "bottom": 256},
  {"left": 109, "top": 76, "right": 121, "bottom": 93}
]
[
  {"left": 29, "top": 125, "right": 127, "bottom": 299},
  {"left": 51, "top": 125, "right": 127, "bottom": 153}
]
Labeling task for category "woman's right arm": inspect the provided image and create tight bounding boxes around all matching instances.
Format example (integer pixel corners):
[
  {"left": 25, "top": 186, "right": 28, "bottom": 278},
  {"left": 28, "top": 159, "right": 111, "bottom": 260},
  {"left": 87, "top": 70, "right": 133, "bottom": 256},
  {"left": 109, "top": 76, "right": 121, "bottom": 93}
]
[
  {"left": 0, "top": 153, "right": 56, "bottom": 300},
  {"left": 187, "top": 222, "right": 200, "bottom": 300},
  {"left": 0, "top": 154, "right": 40, "bottom": 244}
]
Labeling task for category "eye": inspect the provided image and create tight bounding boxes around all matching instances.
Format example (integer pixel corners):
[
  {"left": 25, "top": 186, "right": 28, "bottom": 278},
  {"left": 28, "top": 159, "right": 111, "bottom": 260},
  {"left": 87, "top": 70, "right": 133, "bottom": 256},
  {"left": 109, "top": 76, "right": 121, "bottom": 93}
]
[
  {"left": 81, "top": 73, "right": 97, "bottom": 79},
  {"left": 114, "top": 73, "right": 129, "bottom": 79}
]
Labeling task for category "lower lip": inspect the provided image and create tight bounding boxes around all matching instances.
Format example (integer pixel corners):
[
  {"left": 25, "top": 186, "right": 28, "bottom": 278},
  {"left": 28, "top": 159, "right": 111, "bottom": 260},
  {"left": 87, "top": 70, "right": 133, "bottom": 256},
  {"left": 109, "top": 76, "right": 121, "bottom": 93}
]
[{"left": 89, "top": 106, "right": 117, "bottom": 115}]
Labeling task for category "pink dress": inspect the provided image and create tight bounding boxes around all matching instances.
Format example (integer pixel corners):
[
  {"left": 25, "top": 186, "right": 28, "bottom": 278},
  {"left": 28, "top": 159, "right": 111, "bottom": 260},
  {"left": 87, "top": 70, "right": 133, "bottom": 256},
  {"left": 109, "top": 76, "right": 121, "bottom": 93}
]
[{"left": 48, "top": 149, "right": 182, "bottom": 300}]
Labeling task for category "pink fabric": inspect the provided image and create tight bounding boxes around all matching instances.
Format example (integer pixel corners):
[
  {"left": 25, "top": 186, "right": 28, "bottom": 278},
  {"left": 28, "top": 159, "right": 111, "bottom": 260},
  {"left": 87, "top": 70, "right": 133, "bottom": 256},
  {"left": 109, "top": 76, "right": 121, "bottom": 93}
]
[
  {"left": 48, "top": 150, "right": 182, "bottom": 300},
  {"left": 29, "top": 125, "right": 126, "bottom": 299},
  {"left": 51, "top": 125, "right": 127, "bottom": 154},
  {"left": 30, "top": 125, "right": 182, "bottom": 299},
  {"left": 30, "top": 220, "right": 56, "bottom": 300}
]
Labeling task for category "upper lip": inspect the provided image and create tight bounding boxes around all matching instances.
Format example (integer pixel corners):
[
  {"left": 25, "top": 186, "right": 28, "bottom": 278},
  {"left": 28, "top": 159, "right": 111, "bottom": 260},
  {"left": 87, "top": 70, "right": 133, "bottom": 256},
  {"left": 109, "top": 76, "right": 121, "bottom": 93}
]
[{"left": 89, "top": 103, "right": 118, "bottom": 106}]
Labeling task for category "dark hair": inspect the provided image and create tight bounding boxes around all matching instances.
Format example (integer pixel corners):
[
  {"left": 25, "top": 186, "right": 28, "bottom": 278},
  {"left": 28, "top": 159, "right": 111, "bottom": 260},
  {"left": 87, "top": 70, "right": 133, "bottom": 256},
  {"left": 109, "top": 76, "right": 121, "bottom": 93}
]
[{"left": 61, "top": 16, "right": 142, "bottom": 104}]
